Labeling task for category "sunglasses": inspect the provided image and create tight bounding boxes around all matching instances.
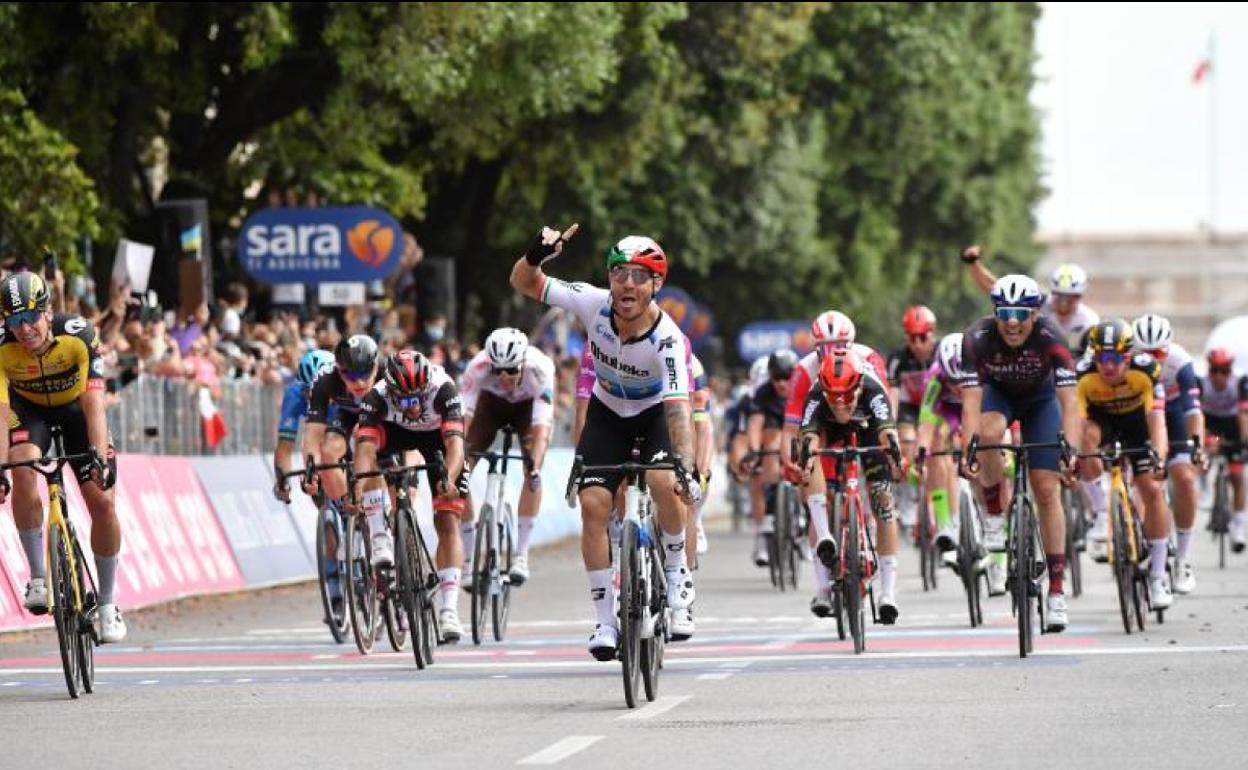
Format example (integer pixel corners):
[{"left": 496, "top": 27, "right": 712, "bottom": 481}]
[
  {"left": 5, "top": 309, "right": 42, "bottom": 328},
  {"left": 994, "top": 307, "right": 1032, "bottom": 323},
  {"left": 609, "top": 265, "right": 654, "bottom": 285},
  {"left": 340, "top": 368, "right": 374, "bottom": 383},
  {"left": 1210, "top": 367, "right": 1232, "bottom": 376},
  {"left": 1095, "top": 351, "right": 1126, "bottom": 366},
  {"left": 907, "top": 333, "right": 932, "bottom": 343},
  {"left": 492, "top": 366, "right": 521, "bottom": 376},
  {"left": 825, "top": 388, "right": 860, "bottom": 405}
]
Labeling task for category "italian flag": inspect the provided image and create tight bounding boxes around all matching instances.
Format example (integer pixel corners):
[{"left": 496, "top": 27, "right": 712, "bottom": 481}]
[{"left": 198, "top": 387, "right": 228, "bottom": 449}]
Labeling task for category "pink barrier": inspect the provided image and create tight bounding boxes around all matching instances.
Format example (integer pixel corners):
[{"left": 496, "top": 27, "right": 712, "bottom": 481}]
[{"left": 0, "top": 455, "right": 244, "bottom": 632}]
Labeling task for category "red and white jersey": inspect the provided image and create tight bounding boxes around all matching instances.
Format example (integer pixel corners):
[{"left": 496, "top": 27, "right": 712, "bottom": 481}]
[
  {"left": 784, "top": 344, "right": 888, "bottom": 426},
  {"left": 461, "top": 346, "right": 556, "bottom": 427}
]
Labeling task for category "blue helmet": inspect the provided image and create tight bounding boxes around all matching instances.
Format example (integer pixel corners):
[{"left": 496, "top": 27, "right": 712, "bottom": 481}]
[{"left": 297, "top": 349, "right": 335, "bottom": 390}]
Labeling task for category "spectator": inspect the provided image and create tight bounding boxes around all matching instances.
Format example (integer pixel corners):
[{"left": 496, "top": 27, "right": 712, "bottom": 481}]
[{"left": 219, "top": 281, "right": 249, "bottom": 340}]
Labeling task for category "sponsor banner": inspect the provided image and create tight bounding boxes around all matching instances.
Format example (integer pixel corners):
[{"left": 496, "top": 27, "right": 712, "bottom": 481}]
[
  {"left": 238, "top": 206, "right": 403, "bottom": 285},
  {"left": 317, "top": 281, "right": 366, "bottom": 306},
  {"left": 194, "top": 456, "right": 316, "bottom": 586},
  {"left": 736, "top": 320, "right": 816, "bottom": 363},
  {"left": 656, "top": 286, "right": 715, "bottom": 350}
]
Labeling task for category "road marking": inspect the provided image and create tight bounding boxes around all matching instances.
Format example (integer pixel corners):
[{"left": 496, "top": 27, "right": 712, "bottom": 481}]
[
  {"left": 139, "top": 679, "right": 158, "bottom": 685},
  {"left": 698, "top": 661, "right": 752, "bottom": 681},
  {"left": 516, "top": 735, "right": 605, "bottom": 765},
  {"left": 1, "top": 681, "right": 19, "bottom": 687},
  {"left": 618, "top": 694, "right": 692, "bottom": 721}
]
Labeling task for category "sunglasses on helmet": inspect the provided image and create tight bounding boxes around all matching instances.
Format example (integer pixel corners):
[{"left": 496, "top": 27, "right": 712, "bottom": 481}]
[
  {"left": 994, "top": 306, "right": 1032, "bottom": 323},
  {"left": 5, "top": 309, "right": 42, "bottom": 328}
]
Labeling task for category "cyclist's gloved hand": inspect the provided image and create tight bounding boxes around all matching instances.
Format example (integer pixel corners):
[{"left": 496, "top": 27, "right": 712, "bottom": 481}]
[
  {"left": 273, "top": 479, "right": 291, "bottom": 504},
  {"left": 523, "top": 224, "right": 579, "bottom": 267},
  {"left": 960, "top": 244, "right": 981, "bottom": 264},
  {"left": 90, "top": 448, "right": 116, "bottom": 490},
  {"left": 455, "top": 470, "right": 471, "bottom": 498}
]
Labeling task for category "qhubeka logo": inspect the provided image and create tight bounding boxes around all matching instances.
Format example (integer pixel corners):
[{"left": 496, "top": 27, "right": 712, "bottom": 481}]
[{"left": 347, "top": 221, "right": 395, "bottom": 267}]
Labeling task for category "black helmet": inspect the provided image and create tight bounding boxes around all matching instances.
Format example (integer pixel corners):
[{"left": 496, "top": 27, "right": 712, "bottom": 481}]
[
  {"left": 768, "top": 348, "right": 798, "bottom": 380},
  {"left": 0, "top": 272, "right": 50, "bottom": 317},
  {"left": 1087, "top": 319, "right": 1133, "bottom": 355},
  {"left": 334, "top": 334, "right": 379, "bottom": 375}
]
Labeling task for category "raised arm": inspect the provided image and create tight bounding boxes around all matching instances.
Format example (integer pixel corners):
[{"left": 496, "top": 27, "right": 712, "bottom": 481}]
[{"left": 511, "top": 224, "right": 579, "bottom": 301}]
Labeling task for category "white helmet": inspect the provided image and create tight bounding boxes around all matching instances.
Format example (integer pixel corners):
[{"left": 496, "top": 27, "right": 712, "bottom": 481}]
[
  {"left": 990, "top": 274, "right": 1043, "bottom": 308},
  {"left": 485, "top": 327, "right": 529, "bottom": 369},
  {"left": 1131, "top": 314, "right": 1172, "bottom": 351},
  {"left": 1048, "top": 263, "right": 1088, "bottom": 296},
  {"left": 936, "top": 332, "right": 967, "bottom": 381},
  {"left": 811, "top": 310, "right": 856, "bottom": 349},
  {"left": 748, "top": 355, "right": 770, "bottom": 389}
]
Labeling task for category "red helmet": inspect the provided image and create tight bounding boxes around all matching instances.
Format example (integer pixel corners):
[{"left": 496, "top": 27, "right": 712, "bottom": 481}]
[
  {"left": 606, "top": 236, "right": 667, "bottom": 279},
  {"left": 811, "top": 310, "right": 856, "bottom": 352},
  {"left": 818, "top": 350, "right": 864, "bottom": 401},
  {"left": 902, "top": 305, "right": 937, "bottom": 336},
  {"left": 1207, "top": 347, "right": 1235, "bottom": 369},
  {"left": 384, "top": 350, "right": 430, "bottom": 396}
]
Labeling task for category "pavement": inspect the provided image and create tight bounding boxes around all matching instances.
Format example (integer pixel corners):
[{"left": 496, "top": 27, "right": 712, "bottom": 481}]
[{"left": 3, "top": 512, "right": 1248, "bottom": 769}]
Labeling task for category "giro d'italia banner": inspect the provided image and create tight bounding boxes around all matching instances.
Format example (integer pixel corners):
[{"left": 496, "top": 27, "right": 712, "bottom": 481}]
[
  {"left": 238, "top": 206, "right": 403, "bottom": 285},
  {"left": 657, "top": 286, "right": 715, "bottom": 350},
  {"left": 736, "top": 320, "right": 816, "bottom": 363}
]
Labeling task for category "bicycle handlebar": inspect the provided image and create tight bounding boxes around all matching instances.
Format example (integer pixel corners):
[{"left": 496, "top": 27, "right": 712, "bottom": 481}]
[{"left": 0, "top": 451, "right": 100, "bottom": 478}]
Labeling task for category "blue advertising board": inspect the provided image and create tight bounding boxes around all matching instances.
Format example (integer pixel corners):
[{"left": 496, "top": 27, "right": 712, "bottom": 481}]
[
  {"left": 238, "top": 206, "right": 403, "bottom": 285},
  {"left": 736, "top": 320, "right": 816, "bottom": 363}
]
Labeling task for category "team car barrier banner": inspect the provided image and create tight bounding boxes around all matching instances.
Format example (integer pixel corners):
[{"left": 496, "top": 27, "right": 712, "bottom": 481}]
[{"left": 238, "top": 206, "right": 404, "bottom": 285}]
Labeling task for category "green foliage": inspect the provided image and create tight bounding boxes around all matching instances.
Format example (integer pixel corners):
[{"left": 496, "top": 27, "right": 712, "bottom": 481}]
[{"left": 0, "top": 1, "right": 1042, "bottom": 352}]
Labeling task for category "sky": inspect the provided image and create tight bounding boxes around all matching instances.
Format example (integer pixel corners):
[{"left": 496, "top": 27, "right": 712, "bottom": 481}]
[{"left": 1032, "top": 2, "right": 1248, "bottom": 235}]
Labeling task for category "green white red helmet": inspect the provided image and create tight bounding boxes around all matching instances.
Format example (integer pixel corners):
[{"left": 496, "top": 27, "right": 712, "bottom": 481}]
[{"left": 606, "top": 236, "right": 668, "bottom": 279}]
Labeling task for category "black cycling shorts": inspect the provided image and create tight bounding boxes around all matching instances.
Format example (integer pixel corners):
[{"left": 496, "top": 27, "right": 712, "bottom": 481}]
[
  {"left": 357, "top": 421, "right": 464, "bottom": 515},
  {"left": 576, "top": 396, "right": 673, "bottom": 495},
  {"left": 1087, "top": 407, "right": 1155, "bottom": 475},
  {"left": 8, "top": 395, "right": 117, "bottom": 486},
  {"left": 1205, "top": 414, "right": 1245, "bottom": 459}
]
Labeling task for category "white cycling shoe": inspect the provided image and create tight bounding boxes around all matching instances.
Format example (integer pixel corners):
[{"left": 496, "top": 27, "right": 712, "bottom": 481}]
[
  {"left": 588, "top": 623, "right": 619, "bottom": 661},
  {"left": 983, "top": 516, "right": 1006, "bottom": 552},
  {"left": 986, "top": 560, "right": 1008, "bottom": 596},
  {"left": 1088, "top": 517, "right": 1109, "bottom": 563},
  {"left": 1045, "top": 593, "right": 1068, "bottom": 632},
  {"left": 23, "top": 578, "right": 48, "bottom": 614},
  {"left": 1149, "top": 576, "right": 1174, "bottom": 610},
  {"left": 99, "top": 603, "right": 127, "bottom": 643},
  {"left": 696, "top": 524, "right": 709, "bottom": 555},
  {"left": 439, "top": 607, "right": 464, "bottom": 643},
  {"left": 509, "top": 554, "right": 531, "bottom": 587},
  {"left": 1173, "top": 562, "right": 1196, "bottom": 595},
  {"left": 371, "top": 533, "right": 394, "bottom": 569},
  {"left": 810, "top": 589, "right": 833, "bottom": 618},
  {"left": 670, "top": 608, "right": 695, "bottom": 641},
  {"left": 666, "top": 565, "right": 695, "bottom": 610}
]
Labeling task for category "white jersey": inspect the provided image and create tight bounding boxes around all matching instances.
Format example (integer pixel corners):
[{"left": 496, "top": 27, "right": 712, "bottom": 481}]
[
  {"left": 460, "top": 346, "right": 556, "bottom": 427},
  {"left": 1040, "top": 299, "right": 1099, "bottom": 351},
  {"left": 364, "top": 364, "right": 459, "bottom": 433},
  {"left": 1153, "top": 342, "right": 1201, "bottom": 414},
  {"left": 1199, "top": 373, "right": 1248, "bottom": 419},
  {"left": 541, "top": 277, "right": 689, "bottom": 418}
]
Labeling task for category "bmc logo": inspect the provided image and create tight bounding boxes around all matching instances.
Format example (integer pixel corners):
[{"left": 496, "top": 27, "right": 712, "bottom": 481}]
[{"left": 238, "top": 206, "right": 402, "bottom": 285}]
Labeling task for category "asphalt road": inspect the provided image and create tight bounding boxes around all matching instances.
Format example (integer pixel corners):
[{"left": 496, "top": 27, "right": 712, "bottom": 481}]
[{"left": 3, "top": 511, "right": 1248, "bottom": 769}]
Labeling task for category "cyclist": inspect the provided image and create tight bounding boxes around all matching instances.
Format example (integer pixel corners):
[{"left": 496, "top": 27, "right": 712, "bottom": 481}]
[
  {"left": 0, "top": 272, "right": 126, "bottom": 642},
  {"left": 459, "top": 327, "right": 556, "bottom": 585},
  {"left": 961, "top": 246, "right": 1100, "bottom": 354},
  {"left": 1075, "top": 320, "right": 1174, "bottom": 608},
  {"left": 689, "top": 352, "right": 715, "bottom": 557},
  {"left": 959, "top": 274, "right": 1080, "bottom": 632},
  {"left": 799, "top": 349, "right": 906, "bottom": 624},
  {"left": 739, "top": 349, "right": 798, "bottom": 567},
  {"left": 914, "top": 334, "right": 974, "bottom": 562},
  {"left": 354, "top": 350, "right": 468, "bottom": 640},
  {"left": 301, "top": 335, "right": 380, "bottom": 512},
  {"left": 1130, "top": 313, "right": 1204, "bottom": 593},
  {"left": 888, "top": 305, "right": 939, "bottom": 529},
  {"left": 1199, "top": 348, "right": 1248, "bottom": 552},
  {"left": 511, "top": 225, "right": 699, "bottom": 658},
  {"left": 273, "top": 349, "right": 336, "bottom": 502}
]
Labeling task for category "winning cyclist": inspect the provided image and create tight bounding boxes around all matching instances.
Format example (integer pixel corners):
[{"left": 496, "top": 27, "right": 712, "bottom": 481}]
[
  {"left": 959, "top": 275, "right": 1080, "bottom": 632},
  {"left": 354, "top": 350, "right": 468, "bottom": 640},
  {"left": 1131, "top": 314, "right": 1204, "bottom": 594},
  {"left": 799, "top": 350, "right": 906, "bottom": 624},
  {"left": 0, "top": 272, "right": 126, "bottom": 642},
  {"left": 1200, "top": 348, "right": 1248, "bottom": 552},
  {"left": 459, "top": 327, "right": 557, "bottom": 585},
  {"left": 1075, "top": 320, "right": 1174, "bottom": 609},
  {"left": 511, "top": 225, "right": 699, "bottom": 658}
]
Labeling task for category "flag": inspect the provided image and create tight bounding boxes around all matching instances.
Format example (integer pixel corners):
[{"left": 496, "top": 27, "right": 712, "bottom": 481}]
[
  {"left": 1193, "top": 33, "right": 1214, "bottom": 84},
  {"left": 198, "top": 387, "right": 227, "bottom": 449}
]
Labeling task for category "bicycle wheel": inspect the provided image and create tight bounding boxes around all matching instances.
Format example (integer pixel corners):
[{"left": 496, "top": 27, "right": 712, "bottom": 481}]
[
  {"left": 1065, "top": 488, "right": 1084, "bottom": 599},
  {"left": 316, "top": 507, "right": 350, "bottom": 644},
  {"left": 492, "top": 506, "right": 514, "bottom": 642},
  {"left": 383, "top": 577, "right": 408, "bottom": 652},
  {"left": 1110, "top": 491, "right": 1133, "bottom": 635},
  {"left": 773, "top": 485, "right": 790, "bottom": 592},
  {"left": 346, "top": 513, "right": 378, "bottom": 655},
  {"left": 1214, "top": 465, "right": 1229, "bottom": 569},
  {"left": 1153, "top": 560, "right": 1171, "bottom": 625},
  {"left": 396, "top": 507, "right": 428, "bottom": 669},
  {"left": 1011, "top": 497, "right": 1034, "bottom": 658},
  {"left": 619, "top": 520, "right": 643, "bottom": 708},
  {"left": 958, "top": 490, "right": 980, "bottom": 628},
  {"left": 785, "top": 489, "right": 802, "bottom": 590},
  {"left": 846, "top": 499, "right": 865, "bottom": 655},
  {"left": 918, "top": 489, "right": 933, "bottom": 592},
  {"left": 416, "top": 527, "right": 439, "bottom": 664},
  {"left": 471, "top": 505, "right": 492, "bottom": 645},
  {"left": 641, "top": 535, "right": 664, "bottom": 702},
  {"left": 1129, "top": 512, "right": 1149, "bottom": 632},
  {"left": 48, "top": 524, "right": 82, "bottom": 698},
  {"left": 70, "top": 532, "right": 95, "bottom": 695}
]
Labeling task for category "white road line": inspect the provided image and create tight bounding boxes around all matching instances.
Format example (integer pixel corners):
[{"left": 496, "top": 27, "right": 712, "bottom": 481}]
[
  {"left": 138, "top": 680, "right": 158, "bottom": 685},
  {"left": 516, "top": 735, "right": 605, "bottom": 765},
  {"left": 2, "top": 681, "right": 20, "bottom": 687},
  {"left": 696, "top": 672, "right": 734, "bottom": 681},
  {"left": 618, "top": 694, "right": 692, "bottom": 721}
]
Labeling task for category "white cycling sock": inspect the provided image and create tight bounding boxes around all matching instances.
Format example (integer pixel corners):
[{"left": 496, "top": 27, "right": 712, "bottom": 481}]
[
  {"left": 361, "top": 489, "right": 389, "bottom": 538},
  {"left": 808, "top": 494, "right": 831, "bottom": 542},
  {"left": 438, "top": 567, "right": 461, "bottom": 610},
  {"left": 518, "top": 516, "right": 535, "bottom": 557},
  {"left": 661, "top": 530, "right": 687, "bottom": 570},
  {"left": 880, "top": 554, "right": 898, "bottom": 598},
  {"left": 1235, "top": 510, "right": 1248, "bottom": 526},
  {"left": 588, "top": 569, "right": 616, "bottom": 627},
  {"left": 460, "top": 521, "right": 476, "bottom": 565},
  {"left": 813, "top": 560, "right": 831, "bottom": 591},
  {"left": 1176, "top": 528, "right": 1193, "bottom": 562},
  {"left": 1081, "top": 476, "right": 1108, "bottom": 518},
  {"left": 1148, "top": 539, "right": 1169, "bottom": 578}
]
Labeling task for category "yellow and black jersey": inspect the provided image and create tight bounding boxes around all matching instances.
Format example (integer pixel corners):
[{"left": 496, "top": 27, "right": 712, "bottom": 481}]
[
  {"left": 0, "top": 314, "right": 105, "bottom": 408},
  {"left": 1076, "top": 353, "right": 1164, "bottom": 418}
]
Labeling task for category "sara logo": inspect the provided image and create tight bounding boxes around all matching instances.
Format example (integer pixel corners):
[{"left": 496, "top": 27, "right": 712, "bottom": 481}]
[{"left": 238, "top": 206, "right": 402, "bottom": 285}]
